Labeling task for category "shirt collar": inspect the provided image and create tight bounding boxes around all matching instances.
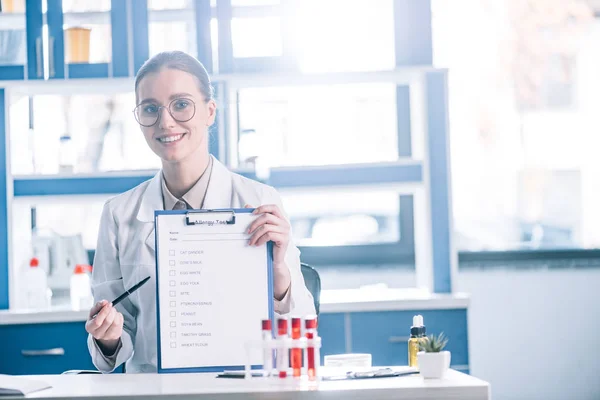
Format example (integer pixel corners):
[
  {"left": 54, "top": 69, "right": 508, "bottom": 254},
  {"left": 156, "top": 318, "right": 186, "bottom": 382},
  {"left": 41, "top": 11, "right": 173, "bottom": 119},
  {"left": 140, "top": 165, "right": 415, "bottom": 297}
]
[{"left": 161, "top": 156, "right": 214, "bottom": 210}]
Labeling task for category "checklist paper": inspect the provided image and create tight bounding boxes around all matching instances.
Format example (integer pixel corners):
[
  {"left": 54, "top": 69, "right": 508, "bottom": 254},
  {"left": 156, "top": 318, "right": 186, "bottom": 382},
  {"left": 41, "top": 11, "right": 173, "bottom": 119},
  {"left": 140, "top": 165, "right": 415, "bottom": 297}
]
[{"left": 155, "top": 210, "right": 273, "bottom": 372}]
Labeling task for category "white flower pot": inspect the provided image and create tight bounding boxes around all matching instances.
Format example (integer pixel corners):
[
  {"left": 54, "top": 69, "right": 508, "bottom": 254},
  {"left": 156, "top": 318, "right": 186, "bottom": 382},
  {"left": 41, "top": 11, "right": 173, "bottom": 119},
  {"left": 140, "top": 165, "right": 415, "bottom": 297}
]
[{"left": 417, "top": 351, "right": 451, "bottom": 379}]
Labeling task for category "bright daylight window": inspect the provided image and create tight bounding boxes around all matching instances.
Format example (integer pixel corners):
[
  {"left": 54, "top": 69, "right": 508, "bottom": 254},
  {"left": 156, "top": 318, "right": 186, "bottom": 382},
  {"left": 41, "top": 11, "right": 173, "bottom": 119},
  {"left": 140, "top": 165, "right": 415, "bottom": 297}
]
[
  {"left": 281, "top": 190, "right": 400, "bottom": 247},
  {"left": 432, "top": 0, "right": 600, "bottom": 251},
  {"left": 236, "top": 84, "right": 398, "bottom": 169}
]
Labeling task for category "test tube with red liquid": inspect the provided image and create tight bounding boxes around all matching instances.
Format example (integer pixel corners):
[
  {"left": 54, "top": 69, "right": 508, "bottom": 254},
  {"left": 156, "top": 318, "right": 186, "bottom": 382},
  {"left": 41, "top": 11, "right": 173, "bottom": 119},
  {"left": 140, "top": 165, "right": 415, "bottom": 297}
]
[
  {"left": 291, "top": 317, "right": 302, "bottom": 377},
  {"left": 276, "top": 317, "right": 289, "bottom": 378},
  {"left": 305, "top": 316, "right": 320, "bottom": 379}
]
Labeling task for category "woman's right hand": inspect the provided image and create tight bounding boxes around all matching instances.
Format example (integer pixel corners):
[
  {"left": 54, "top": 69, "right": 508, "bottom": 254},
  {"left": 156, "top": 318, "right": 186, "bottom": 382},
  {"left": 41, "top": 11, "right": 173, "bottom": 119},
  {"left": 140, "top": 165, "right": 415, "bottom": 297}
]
[{"left": 86, "top": 300, "right": 124, "bottom": 355}]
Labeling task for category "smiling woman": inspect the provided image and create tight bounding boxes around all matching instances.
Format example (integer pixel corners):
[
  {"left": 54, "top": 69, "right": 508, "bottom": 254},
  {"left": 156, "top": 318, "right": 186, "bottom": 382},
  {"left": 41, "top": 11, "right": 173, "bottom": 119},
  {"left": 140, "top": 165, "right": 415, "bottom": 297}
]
[
  {"left": 133, "top": 52, "right": 216, "bottom": 173},
  {"left": 84, "top": 50, "right": 316, "bottom": 374}
]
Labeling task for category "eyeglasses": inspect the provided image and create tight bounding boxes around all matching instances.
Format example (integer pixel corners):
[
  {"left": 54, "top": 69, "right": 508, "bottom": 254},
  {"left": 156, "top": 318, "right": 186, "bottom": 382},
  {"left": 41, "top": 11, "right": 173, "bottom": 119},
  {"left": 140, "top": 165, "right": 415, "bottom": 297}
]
[{"left": 133, "top": 98, "right": 196, "bottom": 127}]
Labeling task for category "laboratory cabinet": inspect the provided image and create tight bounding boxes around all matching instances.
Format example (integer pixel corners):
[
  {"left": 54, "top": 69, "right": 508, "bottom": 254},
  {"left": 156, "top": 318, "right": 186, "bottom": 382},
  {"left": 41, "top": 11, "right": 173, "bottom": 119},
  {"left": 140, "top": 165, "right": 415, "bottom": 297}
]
[
  {"left": 318, "top": 308, "right": 469, "bottom": 372},
  {"left": 0, "top": 307, "right": 468, "bottom": 375},
  {"left": 0, "top": 321, "right": 95, "bottom": 375}
]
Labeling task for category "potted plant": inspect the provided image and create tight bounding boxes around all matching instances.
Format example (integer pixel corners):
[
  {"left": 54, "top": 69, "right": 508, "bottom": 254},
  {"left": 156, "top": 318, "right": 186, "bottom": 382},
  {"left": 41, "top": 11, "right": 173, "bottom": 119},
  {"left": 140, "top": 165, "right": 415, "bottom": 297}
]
[{"left": 417, "top": 332, "right": 451, "bottom": 379}]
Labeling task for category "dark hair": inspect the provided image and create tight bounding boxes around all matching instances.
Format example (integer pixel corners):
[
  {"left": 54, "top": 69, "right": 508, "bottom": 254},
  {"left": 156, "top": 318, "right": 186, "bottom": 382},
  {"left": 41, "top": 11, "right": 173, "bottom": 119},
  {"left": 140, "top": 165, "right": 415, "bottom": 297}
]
[{"left": 134, "top": 51, "right": 214, "bottom": 101}]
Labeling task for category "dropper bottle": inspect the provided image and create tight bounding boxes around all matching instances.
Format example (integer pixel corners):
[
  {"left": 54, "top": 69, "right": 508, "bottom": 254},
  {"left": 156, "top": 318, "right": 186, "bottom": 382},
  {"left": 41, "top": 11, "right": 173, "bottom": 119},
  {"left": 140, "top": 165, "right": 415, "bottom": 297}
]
[{"left": 408, "top": 315, "right": 424, "bottom": 367}]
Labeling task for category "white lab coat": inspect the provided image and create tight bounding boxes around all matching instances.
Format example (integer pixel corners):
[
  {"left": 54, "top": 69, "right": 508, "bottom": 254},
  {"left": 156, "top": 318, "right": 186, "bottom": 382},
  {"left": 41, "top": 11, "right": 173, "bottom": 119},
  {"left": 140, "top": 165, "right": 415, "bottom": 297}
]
[{"left": 87, "top": 156, "right": 316, "bottom": 373}]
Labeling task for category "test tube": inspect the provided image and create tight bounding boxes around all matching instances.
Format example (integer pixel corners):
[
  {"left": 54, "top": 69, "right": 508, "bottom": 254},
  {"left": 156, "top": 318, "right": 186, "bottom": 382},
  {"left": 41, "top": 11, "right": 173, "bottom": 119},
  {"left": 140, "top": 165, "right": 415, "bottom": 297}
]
[
  {"left": 262, "top": 319, "right": 273, "bottom": 376},
  {"left": 305, "top": 316, "right": 320, "bottom": 380},
  {"left": 291, "top": 317, "right": 302, "bottom": 377},
  {"left": 276, "top": 317, "right": 289, "bottom": 378}
]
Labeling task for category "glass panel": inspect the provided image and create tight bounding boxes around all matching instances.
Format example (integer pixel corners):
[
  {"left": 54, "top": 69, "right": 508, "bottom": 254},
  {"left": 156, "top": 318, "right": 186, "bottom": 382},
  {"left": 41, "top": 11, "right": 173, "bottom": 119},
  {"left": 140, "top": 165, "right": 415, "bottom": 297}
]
[
  {"left": 293, "top": 0, "right": 395, "bottom": 73},
  {"left": 62, "top": 0, "right": 112, "bottom": 63},
  {"left": 432, "top": 0, "right": 600, "bottom": 251},
  {"left": 318, "top": 266, "right": 416, "bottom": 290},
  {"left": 148, "top": 0, "right": 197, "bottom": 58},
  {"left": 231, "top": 17, "right": 282, "bottom": 58},
  {"left": 231, "top": 0, "right": 280, "bottom": 6},
  {"left": 0, "top": 0, "right": 27, "bottom": 66},
  {"left": 281, "top": 190, "right": 400, "bottom": 247},
  {"left": 237, "top": 84, "right": 398, "bottom": 168},
  {"left": 210, "top": 0, "right": 281, "bottom": 7},
  {"left": 9, "top": 93, "right": 162, "bottom": 175},
  {"left": 149, "top": 22, "right": 197, "bottom": 57},
  {"left": 148, "top": 0, "right": 189, "bottom": 10},
  {"left": 62, "top": 0, "right": 110, "bottom": 12}
]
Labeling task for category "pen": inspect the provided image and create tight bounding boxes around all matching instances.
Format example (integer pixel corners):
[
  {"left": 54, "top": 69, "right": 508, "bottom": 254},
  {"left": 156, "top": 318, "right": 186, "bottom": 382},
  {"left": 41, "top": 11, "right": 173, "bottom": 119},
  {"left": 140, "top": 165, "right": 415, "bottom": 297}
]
[{"left": 92, "top": 276, "right": 151, "bottom": 318}]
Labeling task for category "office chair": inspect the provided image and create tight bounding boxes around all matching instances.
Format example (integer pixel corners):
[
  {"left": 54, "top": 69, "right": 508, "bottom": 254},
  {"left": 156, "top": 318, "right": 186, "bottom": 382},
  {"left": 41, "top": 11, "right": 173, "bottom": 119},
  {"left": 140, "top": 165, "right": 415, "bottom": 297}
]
[{"left": 300, "top": 263, "right": 321, "bottom": 315}]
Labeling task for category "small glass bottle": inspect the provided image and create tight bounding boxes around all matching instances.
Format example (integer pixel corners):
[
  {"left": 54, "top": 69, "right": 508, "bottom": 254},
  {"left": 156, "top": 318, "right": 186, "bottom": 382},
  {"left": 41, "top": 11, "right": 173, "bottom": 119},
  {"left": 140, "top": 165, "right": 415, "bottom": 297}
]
[
  {"left": 408, "top": 315, "right": 423, "bottom": 367},
  {"left": 58, "top": 134, "right": 75, "bottom": 174}
]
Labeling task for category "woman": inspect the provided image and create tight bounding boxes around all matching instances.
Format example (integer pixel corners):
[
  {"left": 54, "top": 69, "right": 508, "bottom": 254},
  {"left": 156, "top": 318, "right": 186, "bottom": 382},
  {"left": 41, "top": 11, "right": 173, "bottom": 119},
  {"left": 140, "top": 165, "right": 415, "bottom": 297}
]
[{"left": 85, "top": 51, "right": 316, "bottom": 373}]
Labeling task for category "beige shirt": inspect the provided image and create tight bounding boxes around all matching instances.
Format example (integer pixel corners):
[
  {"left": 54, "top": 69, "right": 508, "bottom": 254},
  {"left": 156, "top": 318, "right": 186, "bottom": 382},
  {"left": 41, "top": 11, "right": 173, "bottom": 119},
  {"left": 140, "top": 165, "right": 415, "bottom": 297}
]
[{"left": 161, "top": 157, "right": 213, "bottom": 210}]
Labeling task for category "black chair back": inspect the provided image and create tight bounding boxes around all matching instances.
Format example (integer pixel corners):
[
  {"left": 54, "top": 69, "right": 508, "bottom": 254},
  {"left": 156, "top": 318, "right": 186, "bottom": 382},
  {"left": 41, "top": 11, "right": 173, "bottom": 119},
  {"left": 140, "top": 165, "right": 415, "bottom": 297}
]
[{"left": 300, "top": 263, "right": 321, "bottom": 315}]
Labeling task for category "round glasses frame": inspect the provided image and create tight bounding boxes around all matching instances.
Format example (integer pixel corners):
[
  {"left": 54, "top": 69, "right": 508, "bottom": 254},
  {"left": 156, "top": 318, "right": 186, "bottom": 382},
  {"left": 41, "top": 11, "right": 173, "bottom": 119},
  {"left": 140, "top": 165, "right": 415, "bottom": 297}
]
[{"left": 133, "top": 97, "right": 196, "bottom": 127}]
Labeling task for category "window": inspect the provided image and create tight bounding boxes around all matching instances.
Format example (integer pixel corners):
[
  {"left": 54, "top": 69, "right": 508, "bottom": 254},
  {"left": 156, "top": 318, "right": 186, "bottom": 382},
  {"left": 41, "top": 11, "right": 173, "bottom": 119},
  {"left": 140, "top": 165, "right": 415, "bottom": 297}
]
[
  {"left": 148, "top": 0, "right": 199, "bottom": 59},
  {"left": 281, "top": 190, "right": 400, "bottom": 247},
  {"left": 292, "top": 0, "right": 395, "bottom": 73},
  {"left": 432, "top": 0, "right": 600, "bottom": 251},
  {"left": 231, "top": 17, "right": 282, "bottom": 58},
  {"left": 236, "top": 84, "right": 398, "bottom": 169}
]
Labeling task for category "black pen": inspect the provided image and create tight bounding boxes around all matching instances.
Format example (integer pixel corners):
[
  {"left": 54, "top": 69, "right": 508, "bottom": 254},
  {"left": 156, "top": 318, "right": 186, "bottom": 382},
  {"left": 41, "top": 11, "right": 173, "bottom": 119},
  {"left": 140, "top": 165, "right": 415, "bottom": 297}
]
[{"left": 92, "top": 276, "right": 151, "bottom": 318}]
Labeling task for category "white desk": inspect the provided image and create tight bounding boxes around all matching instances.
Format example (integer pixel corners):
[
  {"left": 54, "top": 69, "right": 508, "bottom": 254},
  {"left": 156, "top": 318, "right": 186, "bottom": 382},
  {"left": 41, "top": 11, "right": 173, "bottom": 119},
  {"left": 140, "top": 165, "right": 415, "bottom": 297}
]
[{"left": 11, "top": 369, "right": 489, "bottom": 400}]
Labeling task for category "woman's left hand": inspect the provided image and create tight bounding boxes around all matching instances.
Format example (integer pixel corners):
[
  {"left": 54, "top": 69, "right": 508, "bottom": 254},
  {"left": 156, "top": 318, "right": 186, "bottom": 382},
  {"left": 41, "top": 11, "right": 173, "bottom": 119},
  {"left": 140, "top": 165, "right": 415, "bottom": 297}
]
[
  {"left": 247, "top": 204, "right": 290, "bottom": 264},
  {"left": 246, "top": 204, "right": 291, "bottom": 299}
]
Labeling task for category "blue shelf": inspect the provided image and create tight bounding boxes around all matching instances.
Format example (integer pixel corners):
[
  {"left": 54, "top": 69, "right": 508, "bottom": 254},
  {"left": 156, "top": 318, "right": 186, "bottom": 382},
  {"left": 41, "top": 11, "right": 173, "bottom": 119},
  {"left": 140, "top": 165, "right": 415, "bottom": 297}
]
[
  {"left": 0, "top": 66, "right": 26, "bottom": 81},
  {"left": 66, "top": 63, "right": 110, "bottom": 79},
  {"left": 14, "top": 175, "right": 154, "bottom": 196},
  {"left": 13, "top": 163, "right": 422, "bottom": 197},
  {"left": 269, "top": 163, "right": 422, "bottom": 188}
]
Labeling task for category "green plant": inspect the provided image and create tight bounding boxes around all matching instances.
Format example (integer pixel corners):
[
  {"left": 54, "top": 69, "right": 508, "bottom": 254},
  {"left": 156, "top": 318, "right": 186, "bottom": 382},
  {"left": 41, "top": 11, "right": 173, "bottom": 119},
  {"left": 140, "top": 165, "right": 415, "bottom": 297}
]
[{"left": 419, "top": 332, "right": 448, "bottom": 353}]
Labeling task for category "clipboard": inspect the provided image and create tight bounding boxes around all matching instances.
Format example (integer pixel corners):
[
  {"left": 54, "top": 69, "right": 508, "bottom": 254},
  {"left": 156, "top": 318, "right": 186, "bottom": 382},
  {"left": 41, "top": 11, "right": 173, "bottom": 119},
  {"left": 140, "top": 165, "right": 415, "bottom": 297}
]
[{"left": 154, "top": 208, "right": 274, "bottom": 374}]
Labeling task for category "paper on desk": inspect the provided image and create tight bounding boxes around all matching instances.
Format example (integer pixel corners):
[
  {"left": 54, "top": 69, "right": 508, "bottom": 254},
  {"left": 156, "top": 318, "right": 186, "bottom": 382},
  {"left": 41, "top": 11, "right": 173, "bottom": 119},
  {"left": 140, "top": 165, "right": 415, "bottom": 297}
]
[{"left": 0, "top": 374, "right": 51, "bottom": 396}]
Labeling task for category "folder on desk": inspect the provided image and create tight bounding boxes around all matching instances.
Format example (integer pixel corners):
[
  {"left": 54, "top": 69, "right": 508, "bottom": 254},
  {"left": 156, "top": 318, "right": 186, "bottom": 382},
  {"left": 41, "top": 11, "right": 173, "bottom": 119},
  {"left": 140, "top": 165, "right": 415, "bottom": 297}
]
[
  {"left": 154, "top": 209, "right": 274, "bottom": 373},
  {"left": 0, "top": 374, "right": 51, "bottom": 396}
]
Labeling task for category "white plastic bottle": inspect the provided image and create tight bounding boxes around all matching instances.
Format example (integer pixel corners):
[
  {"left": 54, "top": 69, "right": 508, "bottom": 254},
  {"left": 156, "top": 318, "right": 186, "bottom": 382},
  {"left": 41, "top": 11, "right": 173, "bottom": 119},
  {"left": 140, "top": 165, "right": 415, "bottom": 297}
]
[
  {"left": 70, "top": 265, "right": 93, "bottom": 311},
  {"left": 58, "top": 134, "right": 75, "bottom": 173},
  {"left": 24, "top": 257, "right": 51, "bottom": 310}
]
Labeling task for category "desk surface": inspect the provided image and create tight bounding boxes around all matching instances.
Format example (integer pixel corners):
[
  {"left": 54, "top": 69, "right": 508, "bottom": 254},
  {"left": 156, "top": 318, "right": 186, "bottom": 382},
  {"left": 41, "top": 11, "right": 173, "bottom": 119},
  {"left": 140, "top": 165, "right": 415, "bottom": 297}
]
[{"left": 11, "top": 369, "right": 489, "bottom": 400}]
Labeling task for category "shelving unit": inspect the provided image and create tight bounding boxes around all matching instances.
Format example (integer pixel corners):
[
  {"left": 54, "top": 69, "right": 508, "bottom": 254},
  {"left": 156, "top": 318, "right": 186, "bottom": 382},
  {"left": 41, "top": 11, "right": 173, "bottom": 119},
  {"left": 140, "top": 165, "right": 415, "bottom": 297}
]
[{"left": 0, "top": 0, "right": 455, "bottom": 307}]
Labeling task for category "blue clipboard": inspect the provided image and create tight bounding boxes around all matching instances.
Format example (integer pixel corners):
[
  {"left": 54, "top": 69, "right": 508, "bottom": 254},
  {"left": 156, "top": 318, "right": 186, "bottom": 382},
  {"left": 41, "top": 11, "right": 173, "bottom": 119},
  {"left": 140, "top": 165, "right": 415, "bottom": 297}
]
[{"left": 154, "top": 208, "right": 274, "bottom": 374}]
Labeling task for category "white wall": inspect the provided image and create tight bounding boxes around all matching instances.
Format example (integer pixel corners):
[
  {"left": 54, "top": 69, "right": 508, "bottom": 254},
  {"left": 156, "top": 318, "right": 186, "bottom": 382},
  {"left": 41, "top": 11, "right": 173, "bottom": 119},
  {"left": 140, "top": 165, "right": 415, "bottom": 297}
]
[{"left": 458, "top": 268, "right": 600, "bottom": 400}]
